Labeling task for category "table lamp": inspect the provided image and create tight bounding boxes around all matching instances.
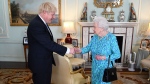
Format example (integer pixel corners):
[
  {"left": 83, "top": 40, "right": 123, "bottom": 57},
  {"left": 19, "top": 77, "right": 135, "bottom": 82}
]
[{"left": 62, "top": 21, "right": 76, "bottom": 44}]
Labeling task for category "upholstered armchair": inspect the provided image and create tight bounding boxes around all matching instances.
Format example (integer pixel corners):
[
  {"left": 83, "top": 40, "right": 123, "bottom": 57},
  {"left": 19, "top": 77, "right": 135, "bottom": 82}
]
[
  {"left": 140, "top": 55, "right": 150, "bottom": 81},
  {"left": 51, "top": 53, "right": 90, "bottom": 84},
  {"left": 62, "top": 44, "right": 85, "bottom": 68}
]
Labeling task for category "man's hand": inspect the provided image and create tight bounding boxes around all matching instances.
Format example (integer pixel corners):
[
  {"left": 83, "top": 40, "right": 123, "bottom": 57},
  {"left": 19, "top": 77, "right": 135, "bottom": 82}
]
[
  {"left": 74, "top": 48, "right": 81, "bottom": 53},
  {"left": 69, "top": 48, "right": 75, "bottom": 54}
]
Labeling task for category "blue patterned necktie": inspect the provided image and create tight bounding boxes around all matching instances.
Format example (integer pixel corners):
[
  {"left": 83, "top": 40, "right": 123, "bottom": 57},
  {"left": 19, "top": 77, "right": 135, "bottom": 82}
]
[{"left": 46, "top": 24, "right": 54, "bottom": 40}]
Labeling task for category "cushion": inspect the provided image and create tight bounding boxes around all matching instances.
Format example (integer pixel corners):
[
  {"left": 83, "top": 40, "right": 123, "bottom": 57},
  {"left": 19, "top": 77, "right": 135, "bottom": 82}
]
[{"left": 141, "top": 59, "right": 150, "bottom": 68}]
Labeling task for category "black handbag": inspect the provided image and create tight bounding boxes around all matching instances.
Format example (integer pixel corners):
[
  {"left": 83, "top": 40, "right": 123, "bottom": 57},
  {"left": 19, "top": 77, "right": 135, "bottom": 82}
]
[{"left": 103, "top": 56, "right": 117, "bottom": 82}]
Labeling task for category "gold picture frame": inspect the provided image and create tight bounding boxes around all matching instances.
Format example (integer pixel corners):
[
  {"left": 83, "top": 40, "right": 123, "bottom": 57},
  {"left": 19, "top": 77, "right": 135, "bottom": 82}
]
[
  {"left": 94, "top": 0, "right": 123, "bottom": 8},
  {"left": 140, "top": 39, "right": 149, "bottom": 48},
  {"left": 8, "top": 0, "right": 61, "bottom": 26},
  {"left": 57, "top": 38, "right": 78, "bottom": 47},
  {"left": 57, "top": 39, "right": 65, "bottom": 45}
]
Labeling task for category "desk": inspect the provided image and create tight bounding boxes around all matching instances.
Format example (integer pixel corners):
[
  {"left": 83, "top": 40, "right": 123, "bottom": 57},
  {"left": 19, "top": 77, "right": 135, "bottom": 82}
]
[
  {"left": 23, "top": 44, "right": 28, "bottom": 68},
  {"left": 136, "top": 48, "right": 149, "bottom": 68}
]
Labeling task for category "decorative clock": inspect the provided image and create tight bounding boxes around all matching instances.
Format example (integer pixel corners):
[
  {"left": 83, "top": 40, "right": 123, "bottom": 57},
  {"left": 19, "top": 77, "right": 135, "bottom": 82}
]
[{"left": 102, "top": 3, "right": 115, "bottom": 22}]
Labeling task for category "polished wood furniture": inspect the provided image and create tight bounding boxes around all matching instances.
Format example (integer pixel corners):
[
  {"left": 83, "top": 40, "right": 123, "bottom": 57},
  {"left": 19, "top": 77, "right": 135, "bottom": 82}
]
[{"left": 23, "top": 44, "right": 28, "bottom": 68}]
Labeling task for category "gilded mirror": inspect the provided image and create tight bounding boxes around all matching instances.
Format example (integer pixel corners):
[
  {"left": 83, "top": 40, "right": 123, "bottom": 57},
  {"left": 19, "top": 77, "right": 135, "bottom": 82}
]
[{"left": 94, "top": 0, "right": 123, "bottom": 8}]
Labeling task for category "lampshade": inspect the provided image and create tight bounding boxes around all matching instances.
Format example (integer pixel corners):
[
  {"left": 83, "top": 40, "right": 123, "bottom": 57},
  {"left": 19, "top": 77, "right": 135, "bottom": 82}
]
[
  {"left": 62, "top": 22, "right": 76, "bottom": 33},
  {"left": 62, "top": 21, "right": 76, "bottom": 44},
  {"left": 145, "top": 23, "right": 150, "bottom": 36}
]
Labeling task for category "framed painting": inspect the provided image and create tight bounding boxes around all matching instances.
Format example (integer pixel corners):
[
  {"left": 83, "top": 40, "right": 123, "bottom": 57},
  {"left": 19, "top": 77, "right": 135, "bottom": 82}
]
[
  {"left": 72, "top": 39, "right": 78, "bottom": 47},
  {"left": 57, "top": 39, "right": 65, "bottom": 45},
  {"left": 57, "top": 38, "right": 78, "bottom": 47},
  {"left": 145, "top": 39, "right": 150, "bottom": 48},
  {"left": 140, "top": 39, "right": 149, "bottom": 48},
  {"left": 23, "top": 37, "right": 28, "bottom": 45},
  {"left": 8, "top": 0, "right": 61, "bottom": 26}
]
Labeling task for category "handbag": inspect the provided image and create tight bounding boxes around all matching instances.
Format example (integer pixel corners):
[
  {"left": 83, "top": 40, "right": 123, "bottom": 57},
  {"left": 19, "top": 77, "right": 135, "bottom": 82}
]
[{"left": 103, "top": 56, "right": 117, "bottom": 82}]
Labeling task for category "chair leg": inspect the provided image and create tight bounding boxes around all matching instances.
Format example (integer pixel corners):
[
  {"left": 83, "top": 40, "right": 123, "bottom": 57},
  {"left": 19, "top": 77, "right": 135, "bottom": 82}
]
[
  {"left": 140, "top": 63, "right": 144, "bottom": 73},
  {"left": 83, "top": 62, "right": 85, "bottom": 69},
  {"left": 87, "top": 76, "right": 91, "bottom": 84},
  {"left": 83, "top": 76, "right": 91, "bottom": 84}
]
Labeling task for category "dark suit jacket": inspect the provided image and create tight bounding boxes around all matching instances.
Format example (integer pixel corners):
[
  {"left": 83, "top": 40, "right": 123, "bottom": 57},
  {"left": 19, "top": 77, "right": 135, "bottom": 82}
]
[{"left": 27, "top": 15, "right": 67, "bottom": 73}]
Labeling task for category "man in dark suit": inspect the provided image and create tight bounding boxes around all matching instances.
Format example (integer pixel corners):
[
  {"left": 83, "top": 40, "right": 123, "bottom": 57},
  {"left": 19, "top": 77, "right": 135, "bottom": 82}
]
[{"left": 27, "top": 2, "right": 75, "bottom": 84}]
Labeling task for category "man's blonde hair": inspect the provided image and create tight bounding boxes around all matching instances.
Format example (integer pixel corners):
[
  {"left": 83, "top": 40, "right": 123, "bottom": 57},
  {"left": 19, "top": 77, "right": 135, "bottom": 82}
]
[{"left": 38, "top": 2, "right": 57, "bottom": 14}]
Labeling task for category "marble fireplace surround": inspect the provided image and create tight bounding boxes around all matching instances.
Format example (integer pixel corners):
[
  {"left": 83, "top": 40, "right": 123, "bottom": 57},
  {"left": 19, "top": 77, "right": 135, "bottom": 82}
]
[{"left": 78, "top": 22, "right": 138, "bottom": 64}]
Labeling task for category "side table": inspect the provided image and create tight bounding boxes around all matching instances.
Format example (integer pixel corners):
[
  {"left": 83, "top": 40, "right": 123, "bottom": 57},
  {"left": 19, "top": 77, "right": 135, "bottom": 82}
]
[
  {"left": 136, "top": 48, "right": 149, "bottom": 68},
  {"left": 23, "top": 44, "right": 28, "bottom": 68}
]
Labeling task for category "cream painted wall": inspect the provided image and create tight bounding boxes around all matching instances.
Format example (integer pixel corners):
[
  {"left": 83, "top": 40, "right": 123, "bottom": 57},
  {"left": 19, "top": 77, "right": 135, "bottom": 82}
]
[
  {"left": 132, "top": 0, "right": 150, "bottom": 51},
  {"left": 0, "top": 0, "right": 149, "bottom": 62}
]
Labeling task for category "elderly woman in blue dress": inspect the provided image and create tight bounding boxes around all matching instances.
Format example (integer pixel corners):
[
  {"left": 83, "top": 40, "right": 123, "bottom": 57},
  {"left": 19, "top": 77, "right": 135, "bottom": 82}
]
[{"left": 75, "top": 16, "right": 121, "bottom": 84}]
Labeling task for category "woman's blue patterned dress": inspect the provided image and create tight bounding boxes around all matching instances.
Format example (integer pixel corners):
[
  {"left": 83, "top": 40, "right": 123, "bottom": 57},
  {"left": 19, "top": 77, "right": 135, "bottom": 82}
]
[{"left": 81, "top": 32, "right": 121, "bottom": 84}]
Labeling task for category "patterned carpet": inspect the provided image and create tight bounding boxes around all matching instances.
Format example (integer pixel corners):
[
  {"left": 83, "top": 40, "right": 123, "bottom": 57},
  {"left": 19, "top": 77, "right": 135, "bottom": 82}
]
[
  {"left": 0, "top": 69, "right": 32, "bottom": 84},
  {"left": 0, "top": 69, "right": 149, "bottom": 84},
  {"left": 112, "top": 72, "right": 149, "bottom": 84}
]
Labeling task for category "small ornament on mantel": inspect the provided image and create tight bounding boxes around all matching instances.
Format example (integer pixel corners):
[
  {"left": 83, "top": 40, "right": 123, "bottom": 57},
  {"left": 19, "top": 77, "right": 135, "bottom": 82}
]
[
  {"left": 129, "top": 2, "right": 137, "bottom": 22},
  {"left": 119, "top": 10, "right": 125, "bottom": 22},
  {"left": 90, "top": 10, "right": 97, "bottom": 22},
  {"left": 80, "top": 2, "right": 87, "bottom": 22}
]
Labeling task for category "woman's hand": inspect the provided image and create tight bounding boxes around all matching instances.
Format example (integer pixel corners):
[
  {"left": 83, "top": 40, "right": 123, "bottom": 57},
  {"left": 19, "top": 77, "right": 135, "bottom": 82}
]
[
  {"left": 95, "top": 55, "right": 106, "bottom": 60},
  {"left": 74, "top": 48, "right": 81, "bottom": 53}
]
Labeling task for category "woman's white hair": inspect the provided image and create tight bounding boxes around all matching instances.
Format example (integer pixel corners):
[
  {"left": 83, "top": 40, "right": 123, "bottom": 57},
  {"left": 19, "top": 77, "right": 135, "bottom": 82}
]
[{"left": 93, "top": 16, "right": 109, "bottom": 30}]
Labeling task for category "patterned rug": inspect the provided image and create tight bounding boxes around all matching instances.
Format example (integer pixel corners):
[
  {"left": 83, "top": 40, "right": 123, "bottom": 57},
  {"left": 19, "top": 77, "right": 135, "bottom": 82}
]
[
  {"left": 0, "top": 69, "right": 32, "bottom": 84},
  {"left": 0, "top": 69, "right": 149, "bottom": 84},
  {"left": 112, "top": 72, "right": 149, "bottom": 84}
]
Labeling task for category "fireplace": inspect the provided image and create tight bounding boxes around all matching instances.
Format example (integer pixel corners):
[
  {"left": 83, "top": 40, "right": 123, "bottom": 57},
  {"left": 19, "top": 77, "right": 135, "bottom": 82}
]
[
  {"left": 78, "top": 22, "right": 138, "bottom": 64},
  {"left": 115, "top": 35, "right": 124, "bottom": 63}
]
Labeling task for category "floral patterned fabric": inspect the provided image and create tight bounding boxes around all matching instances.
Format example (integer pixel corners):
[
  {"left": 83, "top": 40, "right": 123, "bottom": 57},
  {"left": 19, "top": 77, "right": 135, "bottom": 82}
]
[{"left": 81, "top": 32, "right": 121, "bottom": 84}]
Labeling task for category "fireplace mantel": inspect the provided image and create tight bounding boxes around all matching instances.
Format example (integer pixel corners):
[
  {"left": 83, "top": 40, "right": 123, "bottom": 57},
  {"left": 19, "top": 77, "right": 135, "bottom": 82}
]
[
  {"left": 78, "top": 22, "right": 138, "bottom": 63},
  {"left": 78, "top": 22, "right": 138, "bottom": 27}
]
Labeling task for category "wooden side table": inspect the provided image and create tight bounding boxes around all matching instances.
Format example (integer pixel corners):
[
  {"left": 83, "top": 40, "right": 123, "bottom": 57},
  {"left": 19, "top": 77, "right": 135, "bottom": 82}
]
[{"left": 23, "top": 44, "right": 28, "bottom": 68}]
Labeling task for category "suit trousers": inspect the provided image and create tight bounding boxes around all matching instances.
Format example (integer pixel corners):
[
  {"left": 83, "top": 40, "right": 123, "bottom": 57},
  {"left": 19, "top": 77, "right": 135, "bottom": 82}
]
[{"left": 32, "top": 71, "right": 52, "bottom": 84}]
